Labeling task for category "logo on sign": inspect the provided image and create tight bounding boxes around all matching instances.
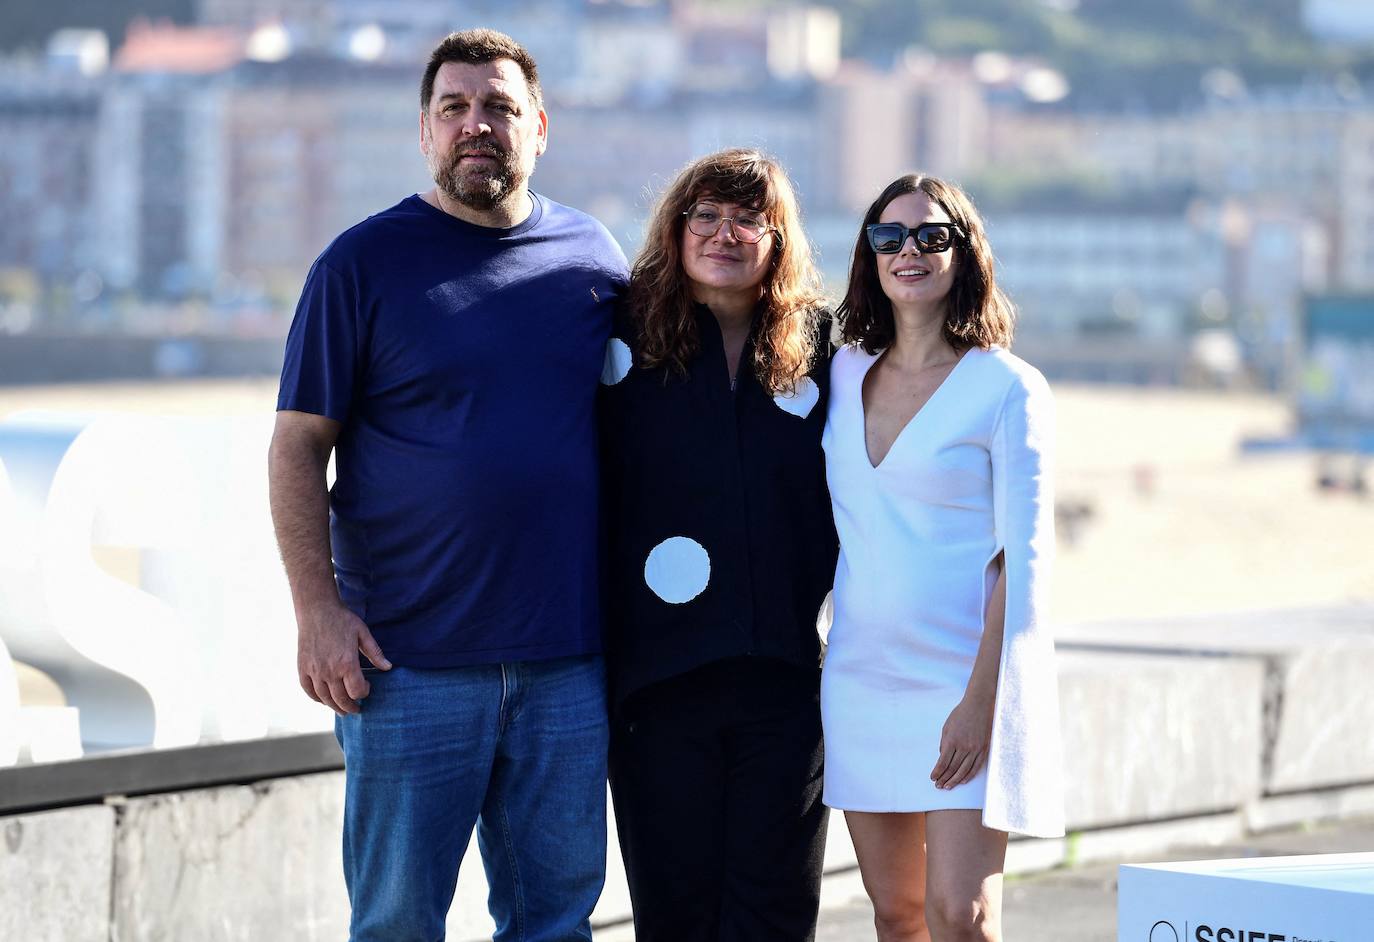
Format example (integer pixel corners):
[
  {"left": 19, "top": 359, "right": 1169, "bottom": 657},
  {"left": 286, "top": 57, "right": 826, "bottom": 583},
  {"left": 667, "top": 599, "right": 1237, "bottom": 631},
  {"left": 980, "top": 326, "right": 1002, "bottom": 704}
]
[{"left": 1149, "top": 923, "right": 1289, "bottom": 942}]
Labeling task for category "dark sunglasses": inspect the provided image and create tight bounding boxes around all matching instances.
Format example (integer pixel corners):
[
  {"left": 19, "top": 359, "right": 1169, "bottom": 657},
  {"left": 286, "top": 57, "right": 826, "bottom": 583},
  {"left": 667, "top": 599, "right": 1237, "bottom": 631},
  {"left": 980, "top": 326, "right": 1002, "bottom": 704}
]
[{"left": 865, "top": 222, "right": 963, "bottom": 255}]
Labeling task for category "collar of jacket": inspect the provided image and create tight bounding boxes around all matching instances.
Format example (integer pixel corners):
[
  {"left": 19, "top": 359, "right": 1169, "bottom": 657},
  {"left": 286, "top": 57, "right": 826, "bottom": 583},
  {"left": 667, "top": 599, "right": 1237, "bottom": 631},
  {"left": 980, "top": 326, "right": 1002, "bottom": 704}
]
[{"left": 690, "top": 299, "right": 766, "bottom": 344}]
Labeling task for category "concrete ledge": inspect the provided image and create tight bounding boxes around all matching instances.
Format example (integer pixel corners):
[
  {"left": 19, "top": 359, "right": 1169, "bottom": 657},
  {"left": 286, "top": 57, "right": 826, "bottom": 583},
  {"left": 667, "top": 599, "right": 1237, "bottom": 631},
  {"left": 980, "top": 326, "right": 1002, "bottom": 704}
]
[
  {"left": 0, "top": 732, "right": 343, "bottom": 815},
  {"left": 111, "top": 772, "right": 348, "bottom": 942},
  {"left": 6, "top": 773, "right": 1374, "bottom": 940},
  {"left": 1017, "top": 781, "right": 1374, "bottom": 873},
  {"left": 1265, "top": 639, "right": 1374, "bottom": 791},
  {"left": 1059, "top": 604, "right": 1374, "bottom": 795},
  {"left": 0, "top": 804, "right": 114, "bottom": 942},
  {"left": 1055, "top": 811, "right": 1246, "bottom": 871},
  {"left": 1246, "top": 781, "right": 1374, "bottom": 833},
  {"left": 1058, "top": 650, "right": 1264, "bottom": 830}
]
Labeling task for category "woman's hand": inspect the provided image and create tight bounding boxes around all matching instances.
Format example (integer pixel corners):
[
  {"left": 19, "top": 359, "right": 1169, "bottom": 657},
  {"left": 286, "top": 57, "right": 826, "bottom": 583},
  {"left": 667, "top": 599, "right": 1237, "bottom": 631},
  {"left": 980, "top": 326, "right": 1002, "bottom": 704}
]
[{"left": 930, "top": 693, "right": 995, "bottom": 789}]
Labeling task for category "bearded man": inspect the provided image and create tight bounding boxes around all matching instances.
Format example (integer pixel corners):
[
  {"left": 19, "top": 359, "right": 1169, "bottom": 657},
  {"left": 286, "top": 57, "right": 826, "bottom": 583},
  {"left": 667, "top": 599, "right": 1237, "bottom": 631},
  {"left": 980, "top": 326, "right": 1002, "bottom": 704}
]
[{"left": 268, "top": 29, "right": 628, "bottom": 941}]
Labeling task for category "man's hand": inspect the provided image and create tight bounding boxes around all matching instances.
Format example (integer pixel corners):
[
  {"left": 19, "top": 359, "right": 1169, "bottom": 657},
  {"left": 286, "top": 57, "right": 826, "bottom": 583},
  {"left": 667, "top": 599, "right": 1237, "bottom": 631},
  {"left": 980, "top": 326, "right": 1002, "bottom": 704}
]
[
  {"left": 270, "top": 410, "right": 390, "bottom": 716},
  {"left": 297, "top": 602, "right": 392, "bottom": 716}
]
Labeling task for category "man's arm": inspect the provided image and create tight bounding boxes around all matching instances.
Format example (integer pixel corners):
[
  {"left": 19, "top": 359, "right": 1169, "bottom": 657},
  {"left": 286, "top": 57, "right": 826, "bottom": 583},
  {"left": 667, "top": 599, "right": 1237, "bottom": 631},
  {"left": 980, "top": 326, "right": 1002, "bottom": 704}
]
[{"left": 268, "top": 409, "right": 390, "bottom": 716}]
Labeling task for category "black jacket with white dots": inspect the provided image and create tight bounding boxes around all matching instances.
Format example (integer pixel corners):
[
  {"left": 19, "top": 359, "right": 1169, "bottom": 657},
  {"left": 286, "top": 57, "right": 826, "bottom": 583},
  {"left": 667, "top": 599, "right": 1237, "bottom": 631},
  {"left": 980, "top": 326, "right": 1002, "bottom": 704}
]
[{"left": 598, "top": 303, "right": 839, "bottom": 710}]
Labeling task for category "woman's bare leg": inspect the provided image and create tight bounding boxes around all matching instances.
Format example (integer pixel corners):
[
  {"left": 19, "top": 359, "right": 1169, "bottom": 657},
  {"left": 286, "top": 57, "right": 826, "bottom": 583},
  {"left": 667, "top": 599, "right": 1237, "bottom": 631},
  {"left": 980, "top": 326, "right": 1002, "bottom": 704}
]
[
  {"left": 922, "top": 810, "right": 1007, "bottom": 942},
  {"left": 845, "top": 811, "right": 931, "bottom": 942}
]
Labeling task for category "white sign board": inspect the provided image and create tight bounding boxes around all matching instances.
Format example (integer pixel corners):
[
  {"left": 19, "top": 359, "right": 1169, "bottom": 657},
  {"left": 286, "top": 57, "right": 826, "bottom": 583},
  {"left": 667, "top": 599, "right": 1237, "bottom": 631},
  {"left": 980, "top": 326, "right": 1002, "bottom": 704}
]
[{"left": 1119, "top": 852, "right": 1374, "bottom": 942}]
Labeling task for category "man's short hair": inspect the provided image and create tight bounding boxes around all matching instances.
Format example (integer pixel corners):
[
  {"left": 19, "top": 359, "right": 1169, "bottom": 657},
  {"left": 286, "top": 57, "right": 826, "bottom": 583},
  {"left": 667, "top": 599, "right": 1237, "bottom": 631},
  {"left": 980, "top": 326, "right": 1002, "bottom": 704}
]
[{"left": 420, "top": 29, "right": 543, "bottom": 113}]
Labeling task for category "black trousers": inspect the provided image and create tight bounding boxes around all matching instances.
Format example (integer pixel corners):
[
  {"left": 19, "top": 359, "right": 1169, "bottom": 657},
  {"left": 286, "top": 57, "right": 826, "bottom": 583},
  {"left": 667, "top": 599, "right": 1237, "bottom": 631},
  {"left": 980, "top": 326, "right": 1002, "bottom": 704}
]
[{"left": 609, "top": 657, "right": 828, "bottom": 942}]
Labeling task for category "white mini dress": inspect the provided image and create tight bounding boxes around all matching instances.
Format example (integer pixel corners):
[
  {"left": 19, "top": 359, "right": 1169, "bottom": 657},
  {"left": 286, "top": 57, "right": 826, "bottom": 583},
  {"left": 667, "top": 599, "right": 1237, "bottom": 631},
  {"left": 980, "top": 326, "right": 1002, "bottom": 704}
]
[{"left": 820, "top": 344, "right": 1065, "bottom": 838}]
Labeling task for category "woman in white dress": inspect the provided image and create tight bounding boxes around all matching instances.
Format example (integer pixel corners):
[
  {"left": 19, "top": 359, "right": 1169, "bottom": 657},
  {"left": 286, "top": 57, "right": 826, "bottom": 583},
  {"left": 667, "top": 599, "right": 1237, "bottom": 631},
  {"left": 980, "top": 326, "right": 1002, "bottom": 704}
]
[{"left": 821, "top": 174, "right": 1065, "bottom": 942}]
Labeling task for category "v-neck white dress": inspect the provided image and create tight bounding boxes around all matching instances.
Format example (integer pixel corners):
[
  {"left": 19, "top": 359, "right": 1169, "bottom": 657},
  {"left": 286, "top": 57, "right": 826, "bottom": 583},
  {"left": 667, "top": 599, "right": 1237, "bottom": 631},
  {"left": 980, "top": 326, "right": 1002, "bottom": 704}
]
[{"left": 819, "top": 344, "right": 1065, "bottom": 837}]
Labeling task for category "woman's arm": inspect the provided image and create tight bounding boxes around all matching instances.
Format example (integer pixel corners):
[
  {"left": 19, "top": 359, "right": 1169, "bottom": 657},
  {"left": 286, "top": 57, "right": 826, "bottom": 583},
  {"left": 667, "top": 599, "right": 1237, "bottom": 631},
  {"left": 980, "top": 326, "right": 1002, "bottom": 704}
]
[
  {"left": 931, "top": 365, "right": 1055, "bottom": 790},
  {"left": 930, "top": 553, "right": 1005, "bottom": 789}
]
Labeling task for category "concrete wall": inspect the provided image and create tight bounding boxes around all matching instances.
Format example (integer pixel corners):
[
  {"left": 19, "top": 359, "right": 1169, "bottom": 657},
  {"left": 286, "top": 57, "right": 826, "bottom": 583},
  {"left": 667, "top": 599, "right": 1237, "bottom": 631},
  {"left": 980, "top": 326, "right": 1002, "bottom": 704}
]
[
  {"left": 1058, "top": 605, "right": 1374, "bottom": 797},
  {"left": 111, "top": 775, "right": 348, "bottom": 942},
  {"left": 0, "top": 775, "right": 624, "bottom": 942},
  {"left": 0, "top": 805, "right": 114, "bottom": 942},
  {"left": 2, "top": 606, "right": 1372, "bottom": 940},
  {"left": 1058, "top": 650, "right": 1265, "bottom": 828}
]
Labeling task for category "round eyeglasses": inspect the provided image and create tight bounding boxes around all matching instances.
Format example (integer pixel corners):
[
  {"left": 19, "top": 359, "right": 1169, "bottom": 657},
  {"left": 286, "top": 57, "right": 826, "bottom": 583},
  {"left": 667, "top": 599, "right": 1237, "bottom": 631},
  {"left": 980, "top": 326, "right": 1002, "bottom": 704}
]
[
  {"left": 866, "top": 222, "right": 963, "bottom": 255},
  {"left": 683, "top": 202, "right": 772, "bottom": 244}
]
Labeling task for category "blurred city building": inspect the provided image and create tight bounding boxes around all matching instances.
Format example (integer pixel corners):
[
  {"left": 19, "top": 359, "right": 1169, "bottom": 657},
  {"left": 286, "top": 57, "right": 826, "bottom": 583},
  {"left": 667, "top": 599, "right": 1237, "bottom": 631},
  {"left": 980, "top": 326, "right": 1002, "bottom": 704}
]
[
  {"left": 989, "top": 191, "right": 1227, "bottom": 341},
  {"left": 0, "top": 63, "right": 102, "bottom": 332},
  {"left": 0, "top": 0, "right": 1371, "bottom": 390}
]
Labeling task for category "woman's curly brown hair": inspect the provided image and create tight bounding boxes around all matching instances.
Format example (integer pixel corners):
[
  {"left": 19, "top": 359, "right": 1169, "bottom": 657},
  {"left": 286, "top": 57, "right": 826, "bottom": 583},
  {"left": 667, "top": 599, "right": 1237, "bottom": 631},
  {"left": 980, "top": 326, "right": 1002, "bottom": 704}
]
[
  {"left": 838, "top": 174, "right": 1015, "bottom": 354},
  {"left": 628, "top": 148, "right": 826, "bottom": 395}
]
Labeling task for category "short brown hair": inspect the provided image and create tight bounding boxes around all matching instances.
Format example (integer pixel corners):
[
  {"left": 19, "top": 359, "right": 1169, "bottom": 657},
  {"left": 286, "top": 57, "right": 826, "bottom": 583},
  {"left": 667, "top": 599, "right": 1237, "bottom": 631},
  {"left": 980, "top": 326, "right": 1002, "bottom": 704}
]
[
  {"left": 420, "top": 29, "right": 542, "bottom": 112},
  {"left": 629, "top": 148, "right": 826, "bottom": 396},
  {"left": 838, "top": 174, "right": 1015, "bottom": 354}
]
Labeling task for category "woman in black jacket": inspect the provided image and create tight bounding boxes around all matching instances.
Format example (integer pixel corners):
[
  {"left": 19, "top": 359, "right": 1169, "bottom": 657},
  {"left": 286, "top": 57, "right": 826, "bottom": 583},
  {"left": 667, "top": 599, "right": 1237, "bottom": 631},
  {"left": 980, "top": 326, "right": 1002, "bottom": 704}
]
[{"left": 599, "top": 148, "right": 838, "bottom": 941}]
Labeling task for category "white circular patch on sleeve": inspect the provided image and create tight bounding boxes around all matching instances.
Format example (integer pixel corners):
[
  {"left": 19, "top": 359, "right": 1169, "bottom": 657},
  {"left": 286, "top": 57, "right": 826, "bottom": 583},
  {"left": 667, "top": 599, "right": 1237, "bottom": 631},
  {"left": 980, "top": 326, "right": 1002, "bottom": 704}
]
[
  {"left": 644, "top": 536, "right": 711, "bottom": 604},
  {"left": 816, "top": 590, "right": 834, "bottom": 645},
  {"left": 773, "top": 376, "right": 819, "bottom": 418},
  {"left": 600, "top": 338, "right": 632, "bottom": 385}
]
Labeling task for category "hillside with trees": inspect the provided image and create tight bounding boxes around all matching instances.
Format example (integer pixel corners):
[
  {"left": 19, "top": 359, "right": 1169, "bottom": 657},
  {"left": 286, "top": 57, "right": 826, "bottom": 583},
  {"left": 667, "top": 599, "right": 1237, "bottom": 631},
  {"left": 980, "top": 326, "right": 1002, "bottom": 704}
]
[{"left": 789, "top": 0, "right": 1372, "bottom": 108}]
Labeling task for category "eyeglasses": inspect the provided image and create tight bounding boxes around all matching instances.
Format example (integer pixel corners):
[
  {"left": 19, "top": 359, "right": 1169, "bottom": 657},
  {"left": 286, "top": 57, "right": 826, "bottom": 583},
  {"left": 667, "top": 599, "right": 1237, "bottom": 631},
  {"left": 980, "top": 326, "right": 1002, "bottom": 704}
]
[
  {"left": 683, "top": 202, "right": 772, "bottom": 244},
  {"left": 865, "top": 222, "right": 963, "bottom": 255}
]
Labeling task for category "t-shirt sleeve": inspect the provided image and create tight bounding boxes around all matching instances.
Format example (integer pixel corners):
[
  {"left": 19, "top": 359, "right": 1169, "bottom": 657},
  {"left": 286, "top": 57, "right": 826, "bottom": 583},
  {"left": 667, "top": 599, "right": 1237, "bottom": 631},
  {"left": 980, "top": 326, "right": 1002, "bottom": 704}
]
[
  {"left": 276, "top": 256, "right": 361, "bottom": 423},
  {"left": 598, "top": 223, "right": 631, "bottom": 285}
]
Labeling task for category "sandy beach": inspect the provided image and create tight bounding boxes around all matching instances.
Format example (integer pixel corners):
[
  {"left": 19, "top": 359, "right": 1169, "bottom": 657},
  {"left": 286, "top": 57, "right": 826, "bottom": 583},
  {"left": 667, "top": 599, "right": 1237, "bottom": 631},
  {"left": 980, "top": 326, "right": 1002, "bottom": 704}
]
[{"left": 1, "top": 377, "right": 1370, "bottom": 626}]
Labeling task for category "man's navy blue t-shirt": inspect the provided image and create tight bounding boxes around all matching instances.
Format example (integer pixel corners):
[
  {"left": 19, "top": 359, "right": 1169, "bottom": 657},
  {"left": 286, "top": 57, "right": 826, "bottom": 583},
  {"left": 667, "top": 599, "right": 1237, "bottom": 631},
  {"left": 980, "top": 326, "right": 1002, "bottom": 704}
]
[{"left": 277, "top": 192, "right": 629, "bottom": 667}]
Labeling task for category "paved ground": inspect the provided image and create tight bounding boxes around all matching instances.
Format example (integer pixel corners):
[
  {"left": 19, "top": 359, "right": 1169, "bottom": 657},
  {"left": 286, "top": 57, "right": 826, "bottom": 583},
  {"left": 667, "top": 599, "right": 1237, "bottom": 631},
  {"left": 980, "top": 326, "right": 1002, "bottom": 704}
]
[{"left": 814, "top": 817, "right": 1374, "bottom": 941}]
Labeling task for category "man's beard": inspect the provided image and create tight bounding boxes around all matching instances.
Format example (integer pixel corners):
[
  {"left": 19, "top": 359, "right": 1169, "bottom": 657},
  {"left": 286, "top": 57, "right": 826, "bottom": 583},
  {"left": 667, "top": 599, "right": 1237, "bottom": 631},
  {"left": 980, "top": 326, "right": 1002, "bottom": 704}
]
[{"left": 430, "top": 139, "right": 526, "bottom": 212}]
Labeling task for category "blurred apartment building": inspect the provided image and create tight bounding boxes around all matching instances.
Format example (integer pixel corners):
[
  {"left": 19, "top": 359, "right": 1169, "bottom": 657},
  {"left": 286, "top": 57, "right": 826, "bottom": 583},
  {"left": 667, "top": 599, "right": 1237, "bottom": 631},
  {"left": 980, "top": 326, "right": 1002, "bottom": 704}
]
[
  {"left": 0, "top": 63, "right": 103, "bottom": 328},
  {"left": 979, "top": 86, "right": 1373, "bottom": 384},
  {"left": 0, "top": 1, "right": 860, "bottom": 321},
  {"left": 989, "top": 193, "right": 1228, "bottom": 339},
  {"left": 0, "top": 19, "right": 429, "bottom": 327},
  {"left": 0, "top": 0, "right": 1371, "bottom": 387},
  {"left": 1008, "top": 90, "right": 1374, "bottom": 292}
]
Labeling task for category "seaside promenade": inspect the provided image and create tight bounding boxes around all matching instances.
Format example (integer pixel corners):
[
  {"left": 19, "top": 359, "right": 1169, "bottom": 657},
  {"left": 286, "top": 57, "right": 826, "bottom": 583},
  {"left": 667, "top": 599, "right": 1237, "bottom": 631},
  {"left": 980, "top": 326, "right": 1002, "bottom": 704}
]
[
  {"left": 2, "top": 377, "right": 1372, "bottom": 939},
  {"left": 5, "top": 376, "right": 1371, "bottom": 628}
]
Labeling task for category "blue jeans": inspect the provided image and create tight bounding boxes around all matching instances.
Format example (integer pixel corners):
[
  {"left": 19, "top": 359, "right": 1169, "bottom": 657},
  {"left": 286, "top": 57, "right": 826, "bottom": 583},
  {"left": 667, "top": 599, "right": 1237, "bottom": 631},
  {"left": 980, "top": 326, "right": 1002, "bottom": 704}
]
[{"left": 335, "top": 655, "right": 609, "bottom": 942}]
